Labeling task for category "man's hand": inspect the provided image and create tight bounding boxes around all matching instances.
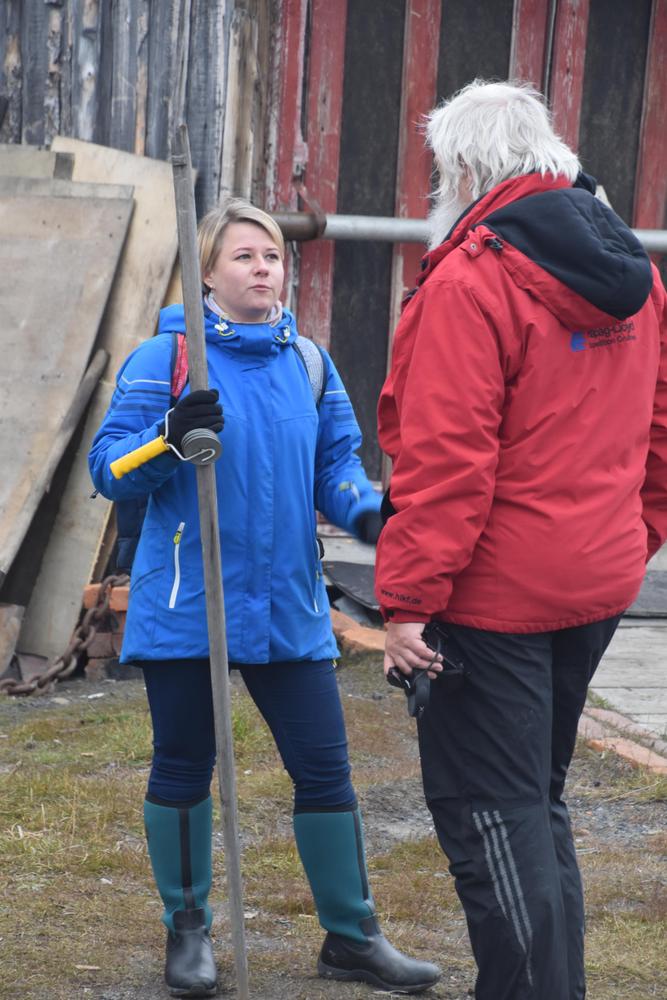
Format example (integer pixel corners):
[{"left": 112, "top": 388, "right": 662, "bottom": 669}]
[{"left": 384, "top": 621, "right": 443, "bottom": 679}]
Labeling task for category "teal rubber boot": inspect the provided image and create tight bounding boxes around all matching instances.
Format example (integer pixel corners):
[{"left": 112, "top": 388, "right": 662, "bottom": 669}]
[
  {"left": 294, "top": 806, "right": 441, "bottom": 994},
  {"left": 293, "top": 806, "right": 374, "bottom": 942},
  {"left": 144, "top": 795, "right": 217, "bottom": 997}
]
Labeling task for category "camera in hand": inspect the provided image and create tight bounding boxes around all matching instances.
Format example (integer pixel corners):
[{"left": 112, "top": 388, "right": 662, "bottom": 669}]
[{"left": 386, "top": 621, "right": 467, "bottom": 718}]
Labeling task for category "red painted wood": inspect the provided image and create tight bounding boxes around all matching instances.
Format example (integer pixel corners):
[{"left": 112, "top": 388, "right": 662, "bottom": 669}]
[
  {"left": 268, "top": 0, "right": 308, "bottom": 211},
  {"left": 549, "top": 0, "right": 590, "bottom": 151},
  {"left": 391, "top": 0, "right": 442, "bottom": 319},
  {"left": 384, "top": 0, "right": 441, "bottom": 487},
  {"left": 509, "top": 0, "right": 550, "bottom": 89},
  {"left": 297, "top": 0, "right": 348, "bottom": 347},
  {"left": 634, "top": 0, "right": 667, "bottom": 230}
]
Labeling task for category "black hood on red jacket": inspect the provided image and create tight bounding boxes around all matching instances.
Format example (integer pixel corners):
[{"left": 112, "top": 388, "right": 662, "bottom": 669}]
[{"left": 481, "top": 173, "right": 652, "bottom": 321}]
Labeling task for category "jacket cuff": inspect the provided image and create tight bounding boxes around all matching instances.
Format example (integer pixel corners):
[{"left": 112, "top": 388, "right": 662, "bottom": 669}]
[{"left": 381, "top": 607, "right": 431, "bottom": 624}]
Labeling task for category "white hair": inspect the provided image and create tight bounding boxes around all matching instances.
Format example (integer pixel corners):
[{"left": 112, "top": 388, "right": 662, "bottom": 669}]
[{"left": 425, "top": 80, "right": 581, "bottom": 248}]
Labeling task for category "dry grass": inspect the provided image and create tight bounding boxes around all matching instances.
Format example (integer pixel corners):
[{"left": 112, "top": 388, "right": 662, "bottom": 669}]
[{"left": 1, "top": 665, "right": 666, "bottom": 999}]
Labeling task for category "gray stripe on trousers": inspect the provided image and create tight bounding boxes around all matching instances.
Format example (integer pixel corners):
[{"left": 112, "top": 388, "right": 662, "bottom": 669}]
[
  {"left": 474, "top": 810, "right": 532, "bottom": 985},
  {"left": 493, "top": 809, "right": 534, "bottom": 983}
]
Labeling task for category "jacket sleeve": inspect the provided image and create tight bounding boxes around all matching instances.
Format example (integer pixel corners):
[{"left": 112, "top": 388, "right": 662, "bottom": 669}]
[
  {"left": 88, "top": 335, "right": 181, "bottom": 501},
  {"left": 375, "top": 278, "right": 505, "bottom": 622},
  {"left": 314, "top": 350, "right": 381, "bottom": 534},
  {"left": 641, "top": 268, "right": 667, "bottom": 560}
]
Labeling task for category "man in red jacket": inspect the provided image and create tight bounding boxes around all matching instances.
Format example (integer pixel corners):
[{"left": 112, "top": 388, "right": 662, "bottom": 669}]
[{"left": 376, "top": 80, "right": 667, "bottom": 1000}]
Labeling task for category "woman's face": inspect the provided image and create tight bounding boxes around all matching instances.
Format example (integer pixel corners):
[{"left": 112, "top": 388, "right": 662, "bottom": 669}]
[{"left": 205, "top": 221, "right": 284, "bottom": 323}]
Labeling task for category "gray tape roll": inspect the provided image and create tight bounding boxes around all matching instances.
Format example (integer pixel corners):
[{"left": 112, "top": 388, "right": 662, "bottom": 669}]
[{"left": 181, "top": 428, "right": 222, "bottom": 465}]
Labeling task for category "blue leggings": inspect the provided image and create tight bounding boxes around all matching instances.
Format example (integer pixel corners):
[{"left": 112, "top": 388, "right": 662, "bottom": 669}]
[{"left": 141, "top": 658, "right": 356, "bottom": 811}]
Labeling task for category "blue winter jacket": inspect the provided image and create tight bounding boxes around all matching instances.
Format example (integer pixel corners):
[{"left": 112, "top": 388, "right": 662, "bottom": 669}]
[{"left": 88, "top": 303, "right": 380, "bottom": 664}]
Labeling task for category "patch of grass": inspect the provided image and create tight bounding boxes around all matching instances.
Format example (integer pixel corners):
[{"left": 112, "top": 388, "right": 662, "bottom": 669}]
[
  {"left": 230, "top": 694, "right": 276, "bottom": 766},
  {"left": 573, "top": 740, "right": 667, "bottom": 801},
  {"left": 2, "top": 674, "right": 667, "bottom": 999},
  {"left": 2, "top": 703, "right": 153, "bottom": 769},
  {"left": 369, "top": 836, "right": 459, "bottom": 924},
  {"left": 586, "top": 690, "right": 616, "bottom": 711},
  {"left": 586, "top": 912, "right": 667, "bottom": 998},
  {"left": 580, "top": 847, "right": 666, "bottom": 912}
]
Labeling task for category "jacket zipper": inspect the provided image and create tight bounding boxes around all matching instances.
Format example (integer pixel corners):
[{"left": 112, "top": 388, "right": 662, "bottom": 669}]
[
  {"left": 313, "top": 537, "right": 322, "bottom": 613},
  {"left": 168, "top": 522, "right": 185, "bottom": 609}
]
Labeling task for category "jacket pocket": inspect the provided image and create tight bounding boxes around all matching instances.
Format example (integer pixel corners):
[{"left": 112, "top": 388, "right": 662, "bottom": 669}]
[{"left": 168, "top": 521, "right": 186, "bottom": 609}]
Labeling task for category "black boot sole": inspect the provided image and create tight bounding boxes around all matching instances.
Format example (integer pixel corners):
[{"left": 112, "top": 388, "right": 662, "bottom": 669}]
[
  {"left": 318, "top": 957, "right": 437, "bottom": 995},
  {"left": 167, "top": 983, "right": 217, "bottom": 998}
]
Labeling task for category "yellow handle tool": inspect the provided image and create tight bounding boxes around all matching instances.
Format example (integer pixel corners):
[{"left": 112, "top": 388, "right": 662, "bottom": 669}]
[{"left": 110, "top": 435, "right": 169, "bottom": 479}]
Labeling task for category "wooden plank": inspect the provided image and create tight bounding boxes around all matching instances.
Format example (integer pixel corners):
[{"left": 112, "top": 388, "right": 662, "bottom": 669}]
[
  {"left": 184, "top": 0, "right": 225, "bottom": 214},
  {"left": 0, "top": 186, "right": 132, "bottom": 591},
  {"left": 21, "top": 0, "right": 49, "bottom": 145},
  {"left": 0, "top": 604, "right": 24, "bottom": 676},
  {"left": 577, "top": 0, "right": 652, "bottom": 225},
  {"left": 250, "top": 0, "right": 274, "bottom": 205},
  {"left": 0, "top": 349, "right": 109, "bottom": 584},
  {"left": 220, "top": 4, "right": 259, "bottom": 201},
  {"left": 144, "top": 0, "right": 192, "bottom": 161},
  {"left": 634, "top": 0, "right": 667, "bottom": 230},
  {"left": 144, "top": 0, "right": 175, "bottom": 159},
  {"left": 44, "top": 0, "right": 64, "bottom": 145},
  {"left": 94, "top": 0, "right": 113, "bottom": 145},
  {"left": 549, "top": 0, "right": 590, "bottom": 150},
  {"left": 384, "top": 0, "right": 441, "bottom": 487},
  {"left": 58, "top": 0, "right": 73, "bottom": 139},
  {"left": 509, "top": 0, "right": 550, "bottom": 89},
  {"left": 0, "top": 175, "right": 131, "bottom": 199},
  {"left": 20, "top": 139, "right": 179, "bottom": 659},
  {"left": 71, "top": 0, "right": 102, "bottom": 142},
  {"left": 265, "top": 0, "right": 308, "bottom": 309},
  {"left": 295, "top": 0, "right": 348, "bottom": 349},
  {"left": 390, "top": 0, "right": 441, "bottom": 329},
  {"left": 1, "top": 0, "right": 23, "bottom": 143},
  {"left": 133, "top": 1, "right": 150, "bottom": 156},
  {"left": 266, "top": 0, "right": 307, "bottom": 212},
  {"left": 108, "top": 0, "right": 137, "bottom": 152},
  {"left": 0, "top": 143, "right": 73, "bottom": 179}
]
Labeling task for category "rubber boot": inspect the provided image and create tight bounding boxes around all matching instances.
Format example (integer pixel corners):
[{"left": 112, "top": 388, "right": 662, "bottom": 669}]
[
  {"left": 294, "top": 806, "right": 441, "bottom": 994},
  {"left": 144, "top": 794, "right": 217, "bottom": 998}
]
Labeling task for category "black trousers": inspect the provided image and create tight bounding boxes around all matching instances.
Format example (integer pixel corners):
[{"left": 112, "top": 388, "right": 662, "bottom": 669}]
[{"left": 418, "top": 617, "right": 621, "bottom": 1000}]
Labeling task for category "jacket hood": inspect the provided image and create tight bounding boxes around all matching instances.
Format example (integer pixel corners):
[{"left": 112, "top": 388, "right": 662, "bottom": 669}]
[
  {"left": 420, "top": 173, "right": 653, "bottom": 329},
  {"left": 158, "top": 301, "right": 298, "bottom": 352}
]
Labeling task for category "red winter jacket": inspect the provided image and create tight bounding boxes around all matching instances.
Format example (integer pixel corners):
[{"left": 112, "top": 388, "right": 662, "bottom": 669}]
[{"left": 376, "top": 173, "right": 667, "bottom": 632}]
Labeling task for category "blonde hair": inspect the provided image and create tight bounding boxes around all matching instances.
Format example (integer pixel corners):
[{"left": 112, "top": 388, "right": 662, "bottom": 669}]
[
  {"left": 426, "top": 79, "right": 580, "bottom": 211},
  {"left": 198, "top": 198, "right": 285, "bottom": 291}
]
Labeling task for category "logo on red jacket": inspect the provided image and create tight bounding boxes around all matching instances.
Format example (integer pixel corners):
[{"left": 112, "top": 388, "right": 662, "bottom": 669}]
[{"left": 570, "top": 321, "right": 636, "bottom": 352}]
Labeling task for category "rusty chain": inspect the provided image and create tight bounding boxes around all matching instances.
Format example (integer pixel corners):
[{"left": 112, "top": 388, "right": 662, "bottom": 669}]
[{"left": 0, "top": 574, "right": 130, "bottom": 697}]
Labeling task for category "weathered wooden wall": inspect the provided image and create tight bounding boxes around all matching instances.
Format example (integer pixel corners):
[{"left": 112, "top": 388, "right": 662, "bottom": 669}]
[
  {"left": 1, "top": 0, "right": 665, "bottom": 479},
  {"left": 0, "top": 0, "right": 277, "bottom": 213}
]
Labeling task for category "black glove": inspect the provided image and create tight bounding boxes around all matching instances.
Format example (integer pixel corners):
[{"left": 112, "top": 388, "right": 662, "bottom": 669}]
[
  {"left": 160, "top": 389, "right": 224, "bottom": 453},
  {"left": 355, "top": 509, "right": 383, "bottom": 545}
]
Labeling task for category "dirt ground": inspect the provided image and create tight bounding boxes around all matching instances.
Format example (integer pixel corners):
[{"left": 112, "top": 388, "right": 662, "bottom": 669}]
[{"left": 1, "top": 653, "right": 665, "bottom": 1000}]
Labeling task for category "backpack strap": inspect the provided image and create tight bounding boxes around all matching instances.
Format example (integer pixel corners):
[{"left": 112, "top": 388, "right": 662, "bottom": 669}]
[
  {"left": 293, "top": 335, "right": 326, "bottom": 407},
  {"left": 170, "top": 332, "right": 189, "bottom": 404}
]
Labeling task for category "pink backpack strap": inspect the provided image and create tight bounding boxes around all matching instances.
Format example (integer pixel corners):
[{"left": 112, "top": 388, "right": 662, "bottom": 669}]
[{"left": 170, "top": 333, "right": 189, "bottom": 402}]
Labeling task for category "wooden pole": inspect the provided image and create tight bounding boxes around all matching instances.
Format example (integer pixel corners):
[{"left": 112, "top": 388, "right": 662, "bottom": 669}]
[{"left": 171, "top": 123, "right": 250, "bottom": 1000}]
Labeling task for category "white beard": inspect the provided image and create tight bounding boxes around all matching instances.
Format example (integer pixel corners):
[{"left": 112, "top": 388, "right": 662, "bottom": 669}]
[{"left": 426, "top": 194, "right": 469, "bottom": 250}]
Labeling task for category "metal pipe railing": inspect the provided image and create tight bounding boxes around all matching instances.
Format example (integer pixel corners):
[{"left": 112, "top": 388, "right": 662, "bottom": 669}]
[{"left": 273, "top": 211, "right": 667, "bottom": 253}]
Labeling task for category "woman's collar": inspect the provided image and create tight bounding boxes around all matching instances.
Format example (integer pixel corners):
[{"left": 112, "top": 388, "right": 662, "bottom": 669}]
[{"left": 204, "top": 292, "right": 283, "bottom": 327}]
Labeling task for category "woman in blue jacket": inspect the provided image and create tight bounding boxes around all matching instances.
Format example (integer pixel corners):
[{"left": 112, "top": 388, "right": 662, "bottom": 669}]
[{"left": 89, "top": 199, "right": 440, "bottom": 998}]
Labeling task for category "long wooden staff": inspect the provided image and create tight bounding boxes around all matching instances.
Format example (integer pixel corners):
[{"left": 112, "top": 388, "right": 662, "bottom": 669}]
[{"left": 171, "top": 123, "right": 250, "bottom": 1000}]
